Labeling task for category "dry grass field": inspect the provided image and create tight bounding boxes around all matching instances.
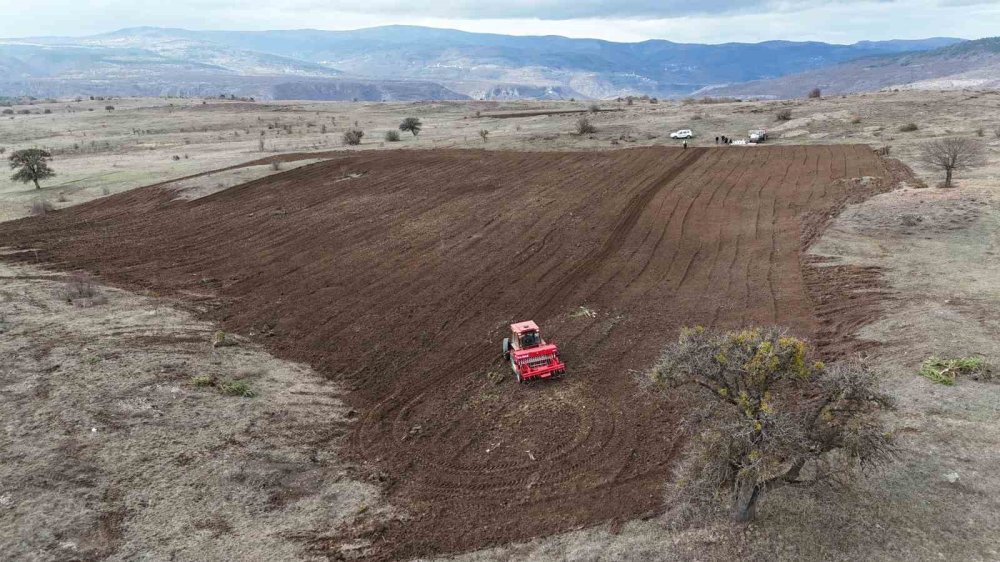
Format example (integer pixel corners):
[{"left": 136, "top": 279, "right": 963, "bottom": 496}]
[
  {"left": 2, "top": 90, "right": 998, "bottom": 220},
  {"left": 1, "top": 90, "right": 999, "bottom": 561}
]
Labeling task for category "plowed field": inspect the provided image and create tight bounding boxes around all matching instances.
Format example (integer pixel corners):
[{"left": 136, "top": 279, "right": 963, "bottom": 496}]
[{"left": 0, "top": 146, "right": 893, "bottom": 560}]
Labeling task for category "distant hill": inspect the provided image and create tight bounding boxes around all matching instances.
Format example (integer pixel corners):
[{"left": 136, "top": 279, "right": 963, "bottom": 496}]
[
  {"left": 0, "top": 26, "right": 966, "bottom": 100},
  {"left": 699, "top": 37, "right": 1000, "bottom": 99}
]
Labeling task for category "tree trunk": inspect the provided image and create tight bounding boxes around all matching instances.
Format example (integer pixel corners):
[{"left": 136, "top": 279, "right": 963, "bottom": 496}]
[
  {"left": 944, "top": 168, "right": 953, "bottom": 188},
  {"left": 33, "top": 178, "right": 40, "bottom": 190},
  {"left": 733, "top": 480, "right": 762, "bottom": 523}
]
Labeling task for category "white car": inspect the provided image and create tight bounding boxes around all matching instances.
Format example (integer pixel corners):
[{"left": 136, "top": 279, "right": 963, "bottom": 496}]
[{"left": 670, "top": 129, "right": 694, "bottom": 139}]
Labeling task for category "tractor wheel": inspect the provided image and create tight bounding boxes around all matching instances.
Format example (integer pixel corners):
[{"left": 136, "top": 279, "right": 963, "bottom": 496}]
[
  {"left": 502, "top": 337, "right": 511, "bottom": 361},
  {"left": 510, "top": 356, "right": 523, "bottom": 383}
]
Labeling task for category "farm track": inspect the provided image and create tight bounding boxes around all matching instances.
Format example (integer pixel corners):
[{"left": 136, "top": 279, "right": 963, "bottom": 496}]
[{"left": 0, "top": 146, "right": 893, "bottom": 560}]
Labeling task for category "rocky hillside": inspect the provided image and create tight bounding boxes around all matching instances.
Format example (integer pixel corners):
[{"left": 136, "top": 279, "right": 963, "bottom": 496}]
[{"left": 700, "top": 37, "right": 1000, "bottom": 99}]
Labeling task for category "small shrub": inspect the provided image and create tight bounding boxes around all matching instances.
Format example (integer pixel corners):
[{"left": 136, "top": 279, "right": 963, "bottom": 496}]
[
  {"left": 192, "top": 375, "right": 214, "bottom": 387},
  {"left": 589, "top": 103, "right": 600, "bottom": 113},
  {"left": 576, "top": 117, "right": 597, "bottom": 135},
  {"left": 105, "top": 105, "right": 114, "bottom": 112},
  {"left": 919, "top": 356, "right": 992, "bottom": 385},
  {"left": 384, "top": 130, "right": 400, "bottom": 142},
  {"left": 478, "top": 129, "right": 489, "bottom": 142},
  {"left": 270, "top": 161, "right": 281, "bottom": 171},
  {"left": 172, "top": 155, "right": 181, "bottom": 161},
  {"left": 975, "top": 127, "right": 984, "bottom": 137},
  {"left": 776, "top": 109, "right": 793, "bottom": 121},
  {"left": 850, "top": 114, "right": 862, "bottom": 124},
  {"left": 899, "top": 123, "right": 919, "bottom": 132},
  {"left": 399, "top": 117, "right": 422, "bottom": 136},
  {"left": 343, "top": 128, "right": 364, "bottom": 146},
  {"left": 63, "top": 272, "right": 103, "bottom": 304},
  {"left": 30, "top": 200, "right": 55, "bottom": 216},
  {"left": 211, "top": 330, "right": 237, "bottom": 348},
  {"left": 994, "top": 127, "right": 1000, "bottom": 139},
  {"left": 220, "top": 380, "right": 256, "bottom": 397},
  {"left": 808, "top": 87, "right": 822, "bottom": 99}
]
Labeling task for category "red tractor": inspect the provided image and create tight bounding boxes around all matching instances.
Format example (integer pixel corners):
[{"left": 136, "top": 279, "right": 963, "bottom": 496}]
[{"left": 502, "top": 320, "right": 566, "bottom": 383}]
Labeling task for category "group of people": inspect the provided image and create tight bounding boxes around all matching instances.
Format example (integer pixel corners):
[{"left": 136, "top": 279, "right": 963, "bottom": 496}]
[{"left": 715, "top": 135, "right": 736, "bottom": 145}]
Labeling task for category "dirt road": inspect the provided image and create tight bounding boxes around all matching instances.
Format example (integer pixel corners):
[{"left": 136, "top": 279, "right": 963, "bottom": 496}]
[{"left": 0, "top": 145, "right": 893, "bottom": 559}]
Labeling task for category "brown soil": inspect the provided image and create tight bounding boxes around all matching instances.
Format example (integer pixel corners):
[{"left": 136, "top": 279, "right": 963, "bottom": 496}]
[{"left": 0, "top": 145, "right": 893, "bottom": 560}]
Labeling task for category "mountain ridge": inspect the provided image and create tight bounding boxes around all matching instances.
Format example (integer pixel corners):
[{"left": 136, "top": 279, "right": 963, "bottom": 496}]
[
  {"left": 0, "top": 26, "right": 968, "bottom": 100},
  {"left": 699, "top": 36, "right": 1000, "bottom": 98}
]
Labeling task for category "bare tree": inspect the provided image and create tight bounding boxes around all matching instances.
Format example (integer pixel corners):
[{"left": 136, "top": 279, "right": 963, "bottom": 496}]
[
  {"left": 650, "top": 326, "right": 894, "bottom": 523},
  {"left": 478, "top": 129, "right": 489, "bottom": 143},
  {"left": 918, "top": 137, "right": 985, "bottom": 188}
]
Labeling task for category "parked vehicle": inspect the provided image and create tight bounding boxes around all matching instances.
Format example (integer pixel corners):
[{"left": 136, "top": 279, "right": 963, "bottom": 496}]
[
  {"left": 670, "top": 129, "right": 694, "bottom": 139},
  {"left": 748, "top": 129, "right": 768, "bottom": 143}
]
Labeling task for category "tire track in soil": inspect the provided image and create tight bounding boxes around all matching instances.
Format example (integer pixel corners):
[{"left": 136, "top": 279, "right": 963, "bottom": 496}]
[{"left": 0, "top": 146, "right": 897, "bottom": 561}]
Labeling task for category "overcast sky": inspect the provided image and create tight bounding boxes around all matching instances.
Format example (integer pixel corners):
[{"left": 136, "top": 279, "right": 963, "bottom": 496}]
[{"left": 0, "top": 0, "right": 997, "bottom": 43}]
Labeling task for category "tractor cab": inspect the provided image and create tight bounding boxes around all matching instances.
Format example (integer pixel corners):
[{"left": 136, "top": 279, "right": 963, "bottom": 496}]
[
  {"left": 513, "top": 322, "right": 542, "bottom": 349},
  {"left": 502, "top": 320, "right": 567, "bottom": 383}
]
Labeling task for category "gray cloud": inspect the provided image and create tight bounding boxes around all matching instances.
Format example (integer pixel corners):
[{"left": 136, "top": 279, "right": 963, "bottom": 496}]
[{"left": 0, "top": 0, "right": 995, "bottom": 43}]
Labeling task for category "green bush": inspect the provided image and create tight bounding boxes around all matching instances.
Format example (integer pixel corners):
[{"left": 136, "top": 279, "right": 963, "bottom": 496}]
[
  {"left": 919, "top": 356, "right": 992, "bottom": 385},
  {"left": 192, "top": 375, "right": 214, "bottom": 387},
  {"left": 219, "top": 380, "right": 256, "bottom": 397}
]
